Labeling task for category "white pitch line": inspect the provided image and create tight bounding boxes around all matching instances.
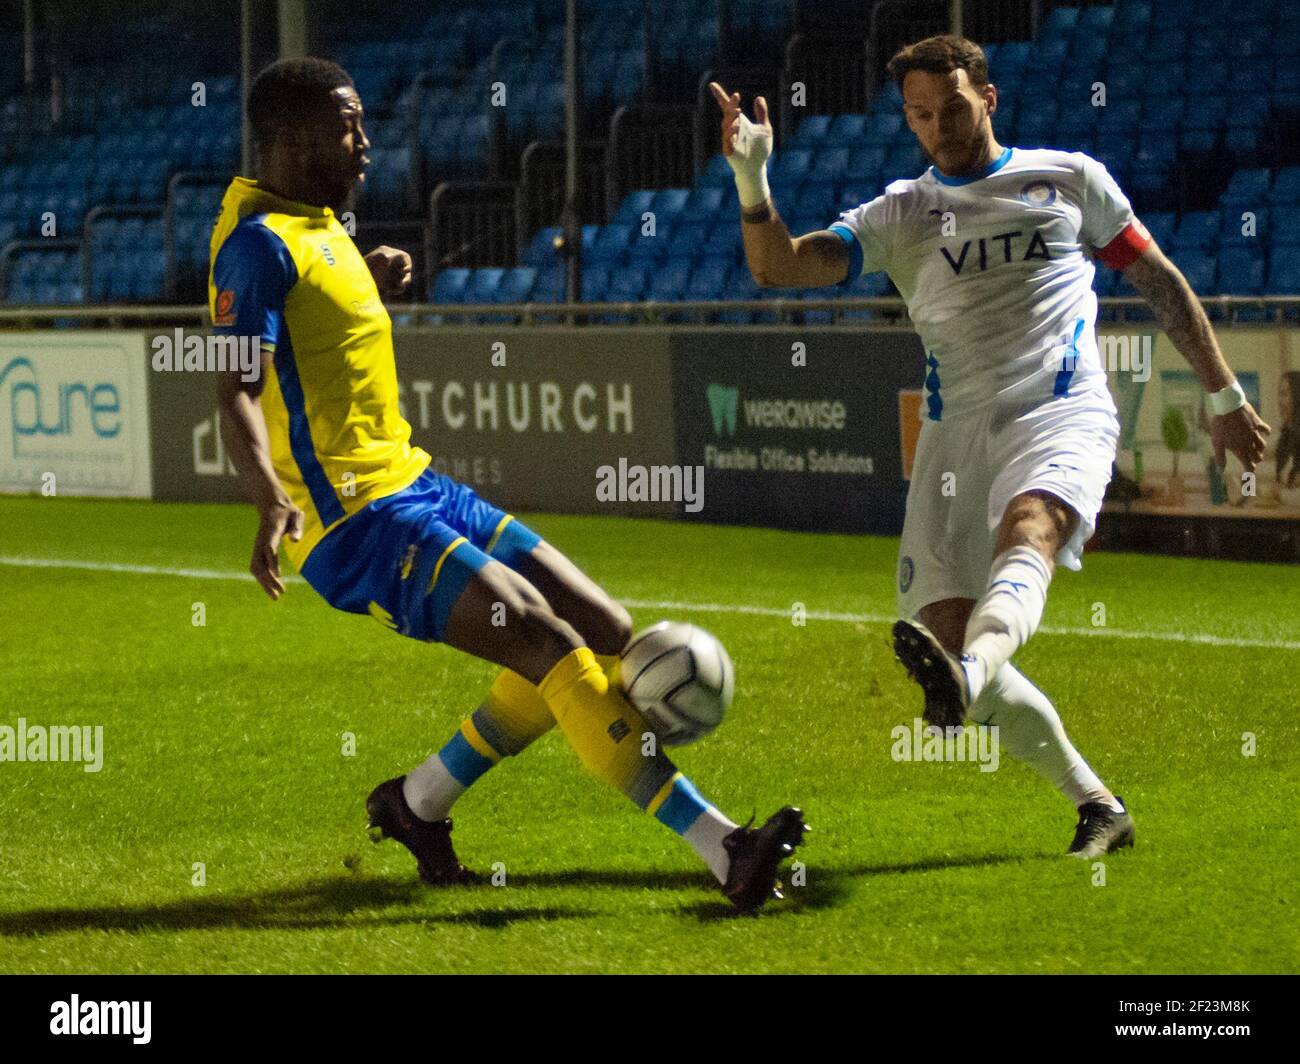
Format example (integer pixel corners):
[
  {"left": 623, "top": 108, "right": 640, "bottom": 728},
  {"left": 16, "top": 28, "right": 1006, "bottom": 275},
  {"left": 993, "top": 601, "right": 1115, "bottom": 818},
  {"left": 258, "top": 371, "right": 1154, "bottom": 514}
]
[{"left": 3, "top": 554, "right": 1298, "bottom": 651}]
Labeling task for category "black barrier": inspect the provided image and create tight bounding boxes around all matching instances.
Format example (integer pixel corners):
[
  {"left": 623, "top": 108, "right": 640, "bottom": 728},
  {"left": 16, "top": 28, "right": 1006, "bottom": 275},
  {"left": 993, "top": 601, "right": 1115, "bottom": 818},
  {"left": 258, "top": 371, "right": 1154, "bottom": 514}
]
[{"left": 670, "top": 330, "right": 925, "bottom": 534}]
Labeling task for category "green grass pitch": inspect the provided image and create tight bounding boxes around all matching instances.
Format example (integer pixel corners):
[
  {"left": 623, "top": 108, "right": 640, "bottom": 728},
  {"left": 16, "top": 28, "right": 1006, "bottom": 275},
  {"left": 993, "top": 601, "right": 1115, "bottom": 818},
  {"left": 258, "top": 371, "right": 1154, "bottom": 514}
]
[{"left": 0, "top": 496, "right": 1297, "bottom": 974}]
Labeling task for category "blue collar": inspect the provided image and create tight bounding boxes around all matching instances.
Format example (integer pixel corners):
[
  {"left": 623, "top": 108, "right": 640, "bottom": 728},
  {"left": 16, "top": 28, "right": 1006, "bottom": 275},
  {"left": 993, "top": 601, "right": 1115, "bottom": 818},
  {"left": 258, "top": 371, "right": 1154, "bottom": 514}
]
[{"left": 929, "top": 146, "right": 1013, "bottom": 186}]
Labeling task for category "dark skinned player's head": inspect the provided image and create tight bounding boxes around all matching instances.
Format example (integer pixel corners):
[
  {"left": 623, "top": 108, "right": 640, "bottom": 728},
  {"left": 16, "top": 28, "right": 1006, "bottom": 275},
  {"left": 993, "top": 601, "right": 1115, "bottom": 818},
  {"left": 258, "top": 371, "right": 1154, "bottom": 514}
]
[{"left": 247, "top": 57, "right": 369, "bottom": 210}]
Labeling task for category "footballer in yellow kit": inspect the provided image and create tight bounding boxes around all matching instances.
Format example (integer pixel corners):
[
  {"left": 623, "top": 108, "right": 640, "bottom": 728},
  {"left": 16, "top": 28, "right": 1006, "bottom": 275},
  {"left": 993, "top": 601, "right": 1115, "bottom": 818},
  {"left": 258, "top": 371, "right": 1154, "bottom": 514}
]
[{"left": 211, "top": 57, "right": 804, "bottom": 913}]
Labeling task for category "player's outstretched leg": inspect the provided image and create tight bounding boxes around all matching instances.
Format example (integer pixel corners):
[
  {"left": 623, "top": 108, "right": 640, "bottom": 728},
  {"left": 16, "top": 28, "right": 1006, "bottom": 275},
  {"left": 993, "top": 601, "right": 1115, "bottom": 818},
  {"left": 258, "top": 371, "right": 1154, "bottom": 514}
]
[
  {"left": 969, "top": 663, "right": 1133, "bottom": 856},
  {"left": 893, "top": 594, "right": 1132, "bottom": 855},
  {"left": 383, "top": 541, "right": 645, "bottom": 880},
  {"left": 380, "top": 535, "right": 804, "bottom": 911}
]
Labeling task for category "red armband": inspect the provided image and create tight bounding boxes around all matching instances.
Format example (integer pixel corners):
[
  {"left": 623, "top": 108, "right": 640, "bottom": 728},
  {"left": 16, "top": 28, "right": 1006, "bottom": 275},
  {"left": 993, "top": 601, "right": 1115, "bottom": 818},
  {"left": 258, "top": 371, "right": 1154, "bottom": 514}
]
[{"left": 1094, "top": 218, "right": 1153, "bottom": 270}]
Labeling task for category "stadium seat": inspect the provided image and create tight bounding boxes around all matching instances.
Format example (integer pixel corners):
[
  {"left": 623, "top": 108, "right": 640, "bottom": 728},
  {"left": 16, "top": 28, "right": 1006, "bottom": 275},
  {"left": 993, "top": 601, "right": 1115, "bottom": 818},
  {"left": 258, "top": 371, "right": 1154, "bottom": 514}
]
[
  {"left": 464, "top": 267, "right": 505, "bottom": 304},
  {"left": 648, "top": 188, "right": 690, "bottom": 221},
  {"left": 1265, "top": 246, "right": 1300, "bottom": 294},
  {"left": 589, "top": 223, "right": 634, "bottom": 264},
  {"left": 1173, "top": 211, "right": 1220, "bottom": 251},
  {"left": 646, "top": 259, "right": 691, "bottom": 301},
  {"left": 1171, "top": 254, "right": 1216, "bottom": 294},
  {"left": 1272, "top": 211, "right": 1300, "bottom": 246},
  {"left": 495, "top": 266, "right": 537, "bottom": 303},
  {"left": 686, "top": 256, "right": 732, "bottom": 300},
  {"left": 522, "top": 227, "right": 561, "bottom": 266},
  {"left": 667, "top": 221, "right": 709, "bottom": 261},
  {"left": 580, "top": 264, "right": 611, "bottom": 302},
  {"left": 791, "top": 115, "right": 832, "bottom": 147},
  {"left": 428, "top": 265, "right": 470, "bottom": 303},
  {"left": 681, "top": 187, "right": 726, "bottom": 222},
  {"left": 1219, "top": 208, "right": 1266, "bottom": 246},
  {"left": 614, "top": 190, "right": 656, "bottom": 225},
  {"left": 697, "top": 154, "right": 734, "bottom": 188},
  {"left": 625, "top": 223, "right": 670, "bottom": 263},
  {"left": 1216, "top": 246, "right": 1265, "bottom": 294},
  {"left": 1268, "top": 167, "right": 1300, "bottom": 205},
  {"left": 1221, "top": 168, "right": 1271, "bottom": 207}
]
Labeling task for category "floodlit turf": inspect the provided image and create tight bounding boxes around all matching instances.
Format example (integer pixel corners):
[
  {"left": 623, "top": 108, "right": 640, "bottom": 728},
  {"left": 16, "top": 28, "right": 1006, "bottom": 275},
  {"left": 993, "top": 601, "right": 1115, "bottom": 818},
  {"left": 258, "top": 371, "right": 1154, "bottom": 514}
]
[{"left": 0, "top": 495, "right": 1297, "bottom": 974}]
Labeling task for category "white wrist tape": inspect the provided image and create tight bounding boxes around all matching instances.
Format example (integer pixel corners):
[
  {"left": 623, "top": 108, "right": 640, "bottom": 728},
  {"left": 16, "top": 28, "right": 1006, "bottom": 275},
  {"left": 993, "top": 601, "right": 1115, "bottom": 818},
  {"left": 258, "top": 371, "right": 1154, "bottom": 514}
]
[
  {"left": 725, "top": 112, "right": 772, "bottom": 209},
  {"left": 1208, "top": 380, "right": 1247, "bottom": 416}
]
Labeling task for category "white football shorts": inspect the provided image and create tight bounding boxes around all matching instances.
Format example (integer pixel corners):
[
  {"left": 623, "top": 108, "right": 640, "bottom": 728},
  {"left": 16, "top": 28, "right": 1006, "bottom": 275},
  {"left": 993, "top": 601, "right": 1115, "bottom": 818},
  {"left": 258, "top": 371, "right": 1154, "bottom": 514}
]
[{"left": 897, "top": 388, "right": 1120, "bottom": 619}]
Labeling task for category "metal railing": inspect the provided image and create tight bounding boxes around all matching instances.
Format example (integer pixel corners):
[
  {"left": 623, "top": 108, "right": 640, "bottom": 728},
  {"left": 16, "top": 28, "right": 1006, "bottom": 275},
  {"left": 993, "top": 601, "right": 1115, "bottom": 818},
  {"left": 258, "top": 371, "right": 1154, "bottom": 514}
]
[{"left": 1, "top": 296, "right": 1297, "bottom": 330}]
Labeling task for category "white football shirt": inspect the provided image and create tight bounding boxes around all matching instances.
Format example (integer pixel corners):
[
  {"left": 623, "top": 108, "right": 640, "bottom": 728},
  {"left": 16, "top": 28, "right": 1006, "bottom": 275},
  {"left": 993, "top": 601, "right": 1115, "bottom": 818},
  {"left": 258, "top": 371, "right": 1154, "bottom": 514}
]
[{"left": 829, "top": 147, "right": 1142, "bottom": 420}]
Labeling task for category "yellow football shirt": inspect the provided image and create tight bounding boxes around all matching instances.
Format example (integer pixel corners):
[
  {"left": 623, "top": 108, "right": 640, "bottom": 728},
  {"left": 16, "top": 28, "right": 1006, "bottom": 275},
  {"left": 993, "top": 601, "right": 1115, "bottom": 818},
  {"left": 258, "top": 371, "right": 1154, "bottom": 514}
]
[{"left": 208, "top": 177, "right": 429, "bottom": 567}]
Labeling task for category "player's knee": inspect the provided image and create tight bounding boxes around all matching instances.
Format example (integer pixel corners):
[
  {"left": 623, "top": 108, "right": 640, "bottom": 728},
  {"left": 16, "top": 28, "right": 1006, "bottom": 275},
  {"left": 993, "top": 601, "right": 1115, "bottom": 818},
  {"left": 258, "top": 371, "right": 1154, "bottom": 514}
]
[{"left": 590, "top": 599, "right": 633, "bottom": 656}]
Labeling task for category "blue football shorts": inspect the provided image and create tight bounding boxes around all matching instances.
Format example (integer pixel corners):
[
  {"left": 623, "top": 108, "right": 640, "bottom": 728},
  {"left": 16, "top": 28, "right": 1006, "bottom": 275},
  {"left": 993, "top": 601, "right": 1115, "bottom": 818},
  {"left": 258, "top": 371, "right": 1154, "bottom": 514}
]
[{"left": 300, "top": 468, "right": 542, "bottom": 642}]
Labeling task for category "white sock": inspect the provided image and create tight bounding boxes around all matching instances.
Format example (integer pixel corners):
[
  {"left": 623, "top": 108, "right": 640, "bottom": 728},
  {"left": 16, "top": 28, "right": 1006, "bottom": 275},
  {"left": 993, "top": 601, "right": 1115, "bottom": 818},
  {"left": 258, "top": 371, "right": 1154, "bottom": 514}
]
[
  {"left": 971, "top": 663, "right": 1120, "bottom": 810},
  {"left": 684, "top": 806, "right": 740, "bottom": 883},
  {"left": 402, "top": 754, "right": 466, "bottom": 822},
  {"left": 963, "top": 545, "right": 1052, "bottom": 700}
]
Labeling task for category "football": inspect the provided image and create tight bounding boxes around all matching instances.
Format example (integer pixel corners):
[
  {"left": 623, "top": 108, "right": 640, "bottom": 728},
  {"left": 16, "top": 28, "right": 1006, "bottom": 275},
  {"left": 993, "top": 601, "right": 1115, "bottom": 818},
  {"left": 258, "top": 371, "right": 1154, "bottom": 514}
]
[{"left": 614, "top": 621, "right": 735, "bottom": 746}]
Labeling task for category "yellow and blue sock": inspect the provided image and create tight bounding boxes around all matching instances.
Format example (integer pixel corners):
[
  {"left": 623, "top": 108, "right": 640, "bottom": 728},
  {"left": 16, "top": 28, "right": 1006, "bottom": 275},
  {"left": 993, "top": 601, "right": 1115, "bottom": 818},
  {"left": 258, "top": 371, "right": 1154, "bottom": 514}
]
[{"left": 537, "top": 648, "right": 735, "bottom": 877}]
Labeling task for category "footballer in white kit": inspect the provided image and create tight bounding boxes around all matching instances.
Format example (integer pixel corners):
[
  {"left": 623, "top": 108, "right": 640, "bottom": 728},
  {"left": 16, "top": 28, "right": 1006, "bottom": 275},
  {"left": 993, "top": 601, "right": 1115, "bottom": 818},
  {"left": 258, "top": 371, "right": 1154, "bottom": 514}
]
[{"left": 710, "top": 35, "right": 1270, "bottom": 857}]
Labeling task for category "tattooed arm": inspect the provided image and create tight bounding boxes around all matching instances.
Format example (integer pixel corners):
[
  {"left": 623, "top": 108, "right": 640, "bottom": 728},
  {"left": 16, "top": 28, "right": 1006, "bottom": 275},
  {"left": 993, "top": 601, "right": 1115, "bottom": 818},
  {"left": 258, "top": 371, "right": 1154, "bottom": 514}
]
[
  {"left": 739, "top": 199, "right": 850, "bottom": 288},
  {"left": 1123, "top": 241, "right": 1270, "bottom": 470}
]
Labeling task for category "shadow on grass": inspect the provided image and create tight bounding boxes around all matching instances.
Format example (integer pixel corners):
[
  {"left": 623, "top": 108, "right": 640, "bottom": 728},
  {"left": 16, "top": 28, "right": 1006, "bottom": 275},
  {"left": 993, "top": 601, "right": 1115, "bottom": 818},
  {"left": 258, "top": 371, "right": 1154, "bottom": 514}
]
[
  {"left": 0, "top": 875, "right": 593, "bottom": 938},
  {"left": 681, "top": 850, "right": 1043, "bottom": 921},
  {"left": 2, "top": 853, "right": 1046, "bottom": 935}
]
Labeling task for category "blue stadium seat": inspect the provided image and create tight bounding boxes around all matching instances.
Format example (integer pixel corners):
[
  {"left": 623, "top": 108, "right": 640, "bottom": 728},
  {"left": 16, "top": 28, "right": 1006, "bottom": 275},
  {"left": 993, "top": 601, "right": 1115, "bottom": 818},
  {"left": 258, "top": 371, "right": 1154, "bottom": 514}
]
[
  {"left": 1078, "top": 5, "right": 1115, "bottom": 33},
  {"left": 697, "top": 155, "right": 734, "bottom": 188},
  {"left": 809, "top": 148, "right": 850, "bottom": 184},
  {"left": 614, "top": 190, "right": 656, "bottom": 225},
  {"left": 1219, "top": 208, "right": 1266, "bottom": 246},
  {"left": 625, "top": 223, "right": 670, "bottom": 263},
  {"left": 845, "top": 146, "right": 887, "bottom": 180},
  {"left": 1170, "top": 252, "right": 1215, "bottom": 293},
  {"left": 580, "top": 264, "right": 611, "bottom": 301},
  {"left": 1273, "top": 211, "right": 1300, "bottom": 246},
  {"left": 667, "top": 221, "right": 709, "bottom": 261},
  {"left": 426, "top": 269, "right": 467, "bottom": 303},
  {"left": 1173, "top": 211, "right": 1219, "bottom": 250},
  {"left": 1225, "top": 127, "right": 1261, "bottom": 161},
  {"left": 687, "top": 257, "right": 732, "bottom": 300},
  {"left": 522, "top": 227, "right": 561, "bottom": 266},
  {"left": 1181, "top": 95, "right": 1229, "bottom": 132},
  {"left": 827, "top": 114, "right": 867, "bottom": 144},
  {"left": 702, "top": 222, "right": 742, "bottom": 258},
  {"left": 496, "top": 267, "right": 537, "bottom": 303},
  {"left": 531, "top": 266, "right": 565, "bottom": 303},
  {"left": 646, "top": 259, "right": 690, "bottom": 301},
  {"left": 1179, "top": 128, "right": 1218, "bottom": 155},
  {"left": 648, "top": 188, "right": 690, "bottom": 220},
  {"left": 681, "top": 187, "right": 726, "bottom": 222},
  {"left": 1266, "top": 247, "right": 1300, "bottom": 294},
  {"left": 464, "top": 267, "right": 505, "bottom": 304},
  {"left": 1043, "top": 7, "right": 1078, "bottom": 35},
  {"left": 770, "top": 150, "right": 811, "bottom": 185},
  {"left": 791, "top": 115, "right": 832, "bottom": 147},
  {"left": 1221, "top": 168, "right": 1270, "bottom": 207},
  {"left": 1216, "top": 246, "right": 1265, "bottom": 294},
  {"left": 589, "top": 223, "right": 634, "bottom": 263},
  {"left": 862, "top": 112, "right": 903, "bottom": 145},
  {"left": 1268, "top": 167, "right": 1300, "bottom": 205},
  {"left": 606, "top": 263, "right": 648, "bottom": 301},
  {"left": 1142, "top": 211, "right": 1177, "bottom": 248}
]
